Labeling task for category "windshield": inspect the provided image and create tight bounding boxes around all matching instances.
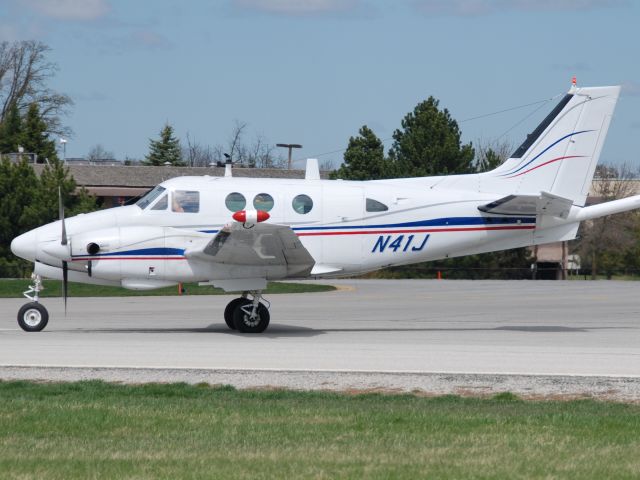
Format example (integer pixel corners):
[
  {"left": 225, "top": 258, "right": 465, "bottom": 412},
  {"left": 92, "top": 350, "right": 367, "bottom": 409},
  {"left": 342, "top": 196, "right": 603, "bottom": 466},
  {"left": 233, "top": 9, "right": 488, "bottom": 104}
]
[{"left": 136, "top": 186, "right": 166, "bottom": 209}]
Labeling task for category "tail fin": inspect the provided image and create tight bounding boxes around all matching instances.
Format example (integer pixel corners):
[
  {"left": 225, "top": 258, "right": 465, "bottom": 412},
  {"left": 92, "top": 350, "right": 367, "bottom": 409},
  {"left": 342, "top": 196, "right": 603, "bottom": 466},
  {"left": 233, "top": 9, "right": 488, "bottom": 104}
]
[{"left": 488, "top": 85, "right": 621, "bottom": 206}]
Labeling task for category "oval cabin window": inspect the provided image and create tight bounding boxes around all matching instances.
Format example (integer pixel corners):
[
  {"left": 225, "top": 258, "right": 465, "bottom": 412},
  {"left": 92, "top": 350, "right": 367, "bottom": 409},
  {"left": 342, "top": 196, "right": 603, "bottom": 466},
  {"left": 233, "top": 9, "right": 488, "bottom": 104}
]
[
  {"left": 292, "top": 194, "right": 313, "bottom": 214},
  {"left": 253, "top": 193, "right": 274, "bottom": 212},
  {"left": 225, "top": 192, "right": 247, "bottom": 212}
]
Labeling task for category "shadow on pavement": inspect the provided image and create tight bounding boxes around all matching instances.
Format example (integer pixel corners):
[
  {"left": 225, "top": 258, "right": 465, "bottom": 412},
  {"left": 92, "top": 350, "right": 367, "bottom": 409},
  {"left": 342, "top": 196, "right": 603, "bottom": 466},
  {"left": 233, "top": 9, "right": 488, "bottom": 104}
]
[{"left": 46, "top": 324, "right": 631, "bottom": 337}]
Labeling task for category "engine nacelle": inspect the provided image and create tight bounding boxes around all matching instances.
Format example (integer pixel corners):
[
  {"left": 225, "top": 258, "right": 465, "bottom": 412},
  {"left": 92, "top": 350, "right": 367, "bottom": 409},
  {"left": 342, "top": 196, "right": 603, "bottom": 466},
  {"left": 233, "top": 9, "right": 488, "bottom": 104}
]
[
  {"left": 69, "top": 226, "right": 168, "bottom": 281},
  {"left": 71, "top": 227, "right": 121, "bottom": 258}
]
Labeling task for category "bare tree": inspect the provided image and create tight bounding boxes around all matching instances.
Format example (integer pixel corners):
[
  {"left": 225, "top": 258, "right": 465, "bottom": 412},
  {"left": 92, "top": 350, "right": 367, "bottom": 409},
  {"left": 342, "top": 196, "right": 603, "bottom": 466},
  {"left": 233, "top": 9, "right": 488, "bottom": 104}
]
[
  {"left": 474, "top": 138, "right": 513, "bottom": 172},
  {"left": 228, "top": 120, "right": 247, "bottom": 163},
  {"left": 0, "top": 41, "right": 72, "bottom": 136},
  {"left": 319, "top": 157, "right": 338, "bottom": 172},
  {"left": 86, "top": 144, "right": 114, "bottom": 163},
  {"left": 213, "top": 121, "right": 284, "bottom": 168},
  {"left": 184, "top": 132, "right": 214, "bottom": 167},
  {"left": 575, "top": 163, "right": 640, "bottom": 278},
  {"left": 247, "top": 134, "right": 285, "bottom": 168}
]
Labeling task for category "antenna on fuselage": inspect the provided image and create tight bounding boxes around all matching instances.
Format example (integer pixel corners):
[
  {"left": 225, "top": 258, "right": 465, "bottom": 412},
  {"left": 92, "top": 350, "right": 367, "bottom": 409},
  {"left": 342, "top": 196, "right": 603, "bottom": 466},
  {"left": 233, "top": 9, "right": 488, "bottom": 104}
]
[
  {"left": 224, "top": 153, "right": 232, "bottom": 178},
  {"left": 305, "top": 158, "right": 320, "bottom": 180}
]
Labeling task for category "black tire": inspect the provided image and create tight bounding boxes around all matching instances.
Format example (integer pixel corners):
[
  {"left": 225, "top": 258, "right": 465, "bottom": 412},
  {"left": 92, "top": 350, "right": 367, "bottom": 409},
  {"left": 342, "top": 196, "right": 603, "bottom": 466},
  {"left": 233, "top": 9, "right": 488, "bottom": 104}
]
[
  {"left": 224, "top": 298, "right": 250, "bottom": 330},
  {"left": 17, "top": 302, "right": 49, "bottom": 332},
  {"left": 233, "top": 302, "right": 270, "bottom": 333}
]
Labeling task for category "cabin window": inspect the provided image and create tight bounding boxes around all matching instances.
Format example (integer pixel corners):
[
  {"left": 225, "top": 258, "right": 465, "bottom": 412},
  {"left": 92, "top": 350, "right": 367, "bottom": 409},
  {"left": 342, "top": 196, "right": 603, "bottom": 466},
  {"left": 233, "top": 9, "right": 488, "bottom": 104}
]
[
  {"left": 253, "top": 193, "right": 274, "bottom": 212},
  {"left": 292, "top": 194, "right": 313, "bottom": 214},
  {"left": 366, "top": 198, "right": 388, "bottom": 212},
  {"left": 136, "top": 186, "right": 166, "bottom": 209},
  {"left": 151, "top": 194, "right": 168, "bottom": 210},
  {"left": 172, "top": 190, "right": 200, "bottom": 213},
  {"left": 225, "top": 192, "right": 246, "bottom": 212}
]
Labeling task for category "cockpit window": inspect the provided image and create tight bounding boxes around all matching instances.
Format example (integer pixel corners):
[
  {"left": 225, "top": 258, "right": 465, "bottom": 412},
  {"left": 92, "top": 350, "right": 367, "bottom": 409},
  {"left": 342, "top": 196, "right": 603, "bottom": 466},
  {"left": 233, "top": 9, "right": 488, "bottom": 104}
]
[
  {"left": 136, "top": 186, "right": 166, "bottom": 209},
  {"left": 366, "top": 198, "right": 388, "bottom": 212},
  {"left": 151, "top": 194, "right": 168, "bottom": 211},
  {"left": 172, "top": 190, "right": 200, "bottom": 213}
]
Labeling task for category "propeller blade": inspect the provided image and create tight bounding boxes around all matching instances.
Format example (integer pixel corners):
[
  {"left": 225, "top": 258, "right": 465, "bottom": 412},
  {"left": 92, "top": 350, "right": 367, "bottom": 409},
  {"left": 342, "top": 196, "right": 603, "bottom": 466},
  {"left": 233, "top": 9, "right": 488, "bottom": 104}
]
[
  {"left": 62, "top": 260, "right": 68, "bottom": 314},
  {"left": 59, "top": 187, "right": 67, "bottom": 246}
]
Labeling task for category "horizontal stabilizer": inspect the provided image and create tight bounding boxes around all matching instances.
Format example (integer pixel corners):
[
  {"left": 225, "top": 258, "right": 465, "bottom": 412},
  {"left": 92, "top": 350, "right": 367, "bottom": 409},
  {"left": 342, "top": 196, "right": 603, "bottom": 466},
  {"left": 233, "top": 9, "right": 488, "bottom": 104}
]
[{"left": 478, "top": 191, "right": 573, "bottom": 219}]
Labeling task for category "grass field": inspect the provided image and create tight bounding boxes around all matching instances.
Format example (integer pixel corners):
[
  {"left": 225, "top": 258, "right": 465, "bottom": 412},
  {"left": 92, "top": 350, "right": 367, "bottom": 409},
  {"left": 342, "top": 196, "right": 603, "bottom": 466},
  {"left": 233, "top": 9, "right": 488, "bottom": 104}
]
[
  {"left": 0, "top": 279, "right": 334, "bottom": 298},
  {"left": 0, "top": 381, "right": 638, "bottom": 479}
]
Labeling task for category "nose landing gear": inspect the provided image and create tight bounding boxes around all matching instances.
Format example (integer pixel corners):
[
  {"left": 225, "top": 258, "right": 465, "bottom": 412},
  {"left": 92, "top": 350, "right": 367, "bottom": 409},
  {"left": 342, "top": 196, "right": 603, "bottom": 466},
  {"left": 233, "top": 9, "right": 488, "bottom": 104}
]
[
  {"left": 223, "top": 291, "right": 270, "bottom": 333},
  {"left": 17, "top": 274, "right": 49, "bottom": 332}
]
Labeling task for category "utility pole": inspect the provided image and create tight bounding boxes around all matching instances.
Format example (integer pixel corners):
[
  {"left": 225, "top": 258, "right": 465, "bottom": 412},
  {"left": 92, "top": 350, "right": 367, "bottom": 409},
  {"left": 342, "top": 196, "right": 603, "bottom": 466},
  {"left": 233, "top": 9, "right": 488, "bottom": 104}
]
[{"left": 276, "top": 143, "right": 302, "bottom": 170}]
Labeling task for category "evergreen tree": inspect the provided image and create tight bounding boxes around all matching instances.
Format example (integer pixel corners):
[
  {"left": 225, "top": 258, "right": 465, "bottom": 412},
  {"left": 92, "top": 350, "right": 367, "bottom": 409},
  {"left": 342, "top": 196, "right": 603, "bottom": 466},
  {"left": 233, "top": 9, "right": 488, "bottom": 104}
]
[
  {"left": 0, "top": 104, "right": 23, "bottom": 154},
  {"left": 21, "top": 103, "right": 57, "bottom": 162},
  {"left": 0, "top": 158, "right": 41, "bottom": 277},
  {"left": 389, "top": 97, "right": 475, "bottom": 177},
  {"left": 331, "top": 126, "right": 394, "bottom": 180},
  {"left": 0, "top": 104, "right": 97, "bottom": 277},
  {"left": 144, "top": 124, "right": 183, "bottom": 166}
]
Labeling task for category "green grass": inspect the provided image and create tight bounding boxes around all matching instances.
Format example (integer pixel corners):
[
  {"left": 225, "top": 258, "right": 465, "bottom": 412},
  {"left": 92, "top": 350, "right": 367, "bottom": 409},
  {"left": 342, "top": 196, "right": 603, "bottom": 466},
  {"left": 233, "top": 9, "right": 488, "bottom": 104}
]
[
  {"left": 0, "top": 381, "right": 638, "bottom": 479},
  {"left": 0, "top": 279, "right": 334, "bottom": 298}
]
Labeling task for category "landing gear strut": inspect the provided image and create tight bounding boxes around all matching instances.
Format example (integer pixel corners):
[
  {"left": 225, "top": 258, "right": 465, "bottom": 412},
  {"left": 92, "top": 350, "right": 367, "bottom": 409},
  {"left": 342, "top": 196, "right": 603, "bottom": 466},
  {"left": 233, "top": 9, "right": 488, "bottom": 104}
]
[
  {"left": 17, "top": 274, "right": 49, "bottom": 332},
  {"left": 224, "top": 291, "right": 270, "bottom": 333}
]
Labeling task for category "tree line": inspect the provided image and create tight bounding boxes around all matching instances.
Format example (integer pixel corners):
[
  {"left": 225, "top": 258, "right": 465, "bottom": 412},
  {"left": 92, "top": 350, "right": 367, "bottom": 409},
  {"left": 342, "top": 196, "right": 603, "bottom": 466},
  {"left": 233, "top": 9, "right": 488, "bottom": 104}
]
[{"left": 142, "top": 120, "right": 287, "bottom": 169}]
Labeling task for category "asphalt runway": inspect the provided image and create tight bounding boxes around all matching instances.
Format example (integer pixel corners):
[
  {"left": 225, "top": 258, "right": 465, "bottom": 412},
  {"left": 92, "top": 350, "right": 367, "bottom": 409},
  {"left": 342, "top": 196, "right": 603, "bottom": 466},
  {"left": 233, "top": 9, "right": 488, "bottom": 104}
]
[{"left": 1, "top": 280, "right": 639, "bottom": 399}]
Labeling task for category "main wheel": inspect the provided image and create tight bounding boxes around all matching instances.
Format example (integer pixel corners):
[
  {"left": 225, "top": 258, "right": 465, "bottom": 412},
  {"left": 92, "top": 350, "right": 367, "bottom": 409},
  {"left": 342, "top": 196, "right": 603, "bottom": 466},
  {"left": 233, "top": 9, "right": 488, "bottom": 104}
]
[
  {"left": 17, "top": 302, "right": 49, "bottom": 332},
  {"left": 233, "top": 302, "right": 270, "bottom": 333},
  {"left": 224, "top": 298, "right": 250, "bottom": 330}
]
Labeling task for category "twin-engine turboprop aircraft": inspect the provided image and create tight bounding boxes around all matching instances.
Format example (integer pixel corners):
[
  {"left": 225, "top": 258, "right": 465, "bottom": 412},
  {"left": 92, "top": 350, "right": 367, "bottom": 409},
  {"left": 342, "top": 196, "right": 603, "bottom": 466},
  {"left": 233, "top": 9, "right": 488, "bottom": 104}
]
[{"left": 10, "top": 83, "right": 640, "bottom": 333}]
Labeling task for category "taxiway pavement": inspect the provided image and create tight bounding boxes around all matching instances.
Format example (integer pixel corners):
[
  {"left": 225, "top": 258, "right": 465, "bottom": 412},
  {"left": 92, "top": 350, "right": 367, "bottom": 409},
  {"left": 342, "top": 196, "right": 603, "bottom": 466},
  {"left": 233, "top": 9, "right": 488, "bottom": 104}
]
[{"left": 1, "top": 280, "right": 639, "bottom": 399}]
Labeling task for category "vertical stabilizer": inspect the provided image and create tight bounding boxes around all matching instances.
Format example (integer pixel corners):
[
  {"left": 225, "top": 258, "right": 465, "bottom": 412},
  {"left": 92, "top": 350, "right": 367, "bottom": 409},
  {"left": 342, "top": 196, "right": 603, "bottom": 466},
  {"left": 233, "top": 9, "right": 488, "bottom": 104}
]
[{"left": 487, "top": 85, "right": 620, "bottom": 206}]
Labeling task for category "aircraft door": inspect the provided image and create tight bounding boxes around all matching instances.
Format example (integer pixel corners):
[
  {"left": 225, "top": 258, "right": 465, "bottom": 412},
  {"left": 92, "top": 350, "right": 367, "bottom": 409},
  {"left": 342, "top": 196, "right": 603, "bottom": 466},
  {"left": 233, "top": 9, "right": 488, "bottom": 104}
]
[{"left": 321, "top": 185, "right": 364, "bottom": 272}]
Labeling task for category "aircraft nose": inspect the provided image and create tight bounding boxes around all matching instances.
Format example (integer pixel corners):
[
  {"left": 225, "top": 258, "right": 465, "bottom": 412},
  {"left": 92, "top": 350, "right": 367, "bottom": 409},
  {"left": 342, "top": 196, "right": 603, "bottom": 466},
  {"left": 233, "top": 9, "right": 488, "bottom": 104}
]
[{"left": 11, "top": 230, "right": 37, "bottom": 262}]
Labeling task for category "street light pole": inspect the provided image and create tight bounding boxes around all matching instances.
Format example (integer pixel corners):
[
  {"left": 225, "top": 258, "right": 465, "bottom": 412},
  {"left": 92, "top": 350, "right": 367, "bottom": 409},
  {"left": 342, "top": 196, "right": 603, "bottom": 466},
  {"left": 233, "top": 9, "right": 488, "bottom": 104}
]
[
  {"left": 276, "top": 143, "right": 302, "bottom": 170},
  {"left": 59, "top": 138, "right": 67, "bottom": 163}
]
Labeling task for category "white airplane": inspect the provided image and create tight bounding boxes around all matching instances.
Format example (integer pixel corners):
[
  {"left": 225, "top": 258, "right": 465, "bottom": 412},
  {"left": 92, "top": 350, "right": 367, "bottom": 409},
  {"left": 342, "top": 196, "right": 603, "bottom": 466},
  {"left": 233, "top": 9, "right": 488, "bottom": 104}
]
[{"left": 10, "top": 83, "right": 640, "bottom": 333}]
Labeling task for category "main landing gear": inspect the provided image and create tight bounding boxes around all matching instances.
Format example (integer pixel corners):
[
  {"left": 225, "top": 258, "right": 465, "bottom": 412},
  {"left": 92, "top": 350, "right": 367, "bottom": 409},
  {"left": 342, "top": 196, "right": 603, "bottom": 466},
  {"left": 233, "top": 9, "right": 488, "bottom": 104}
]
[
  {"left": 17, "top": 274, "right": 49, "bottom": 332},
  {"left": 223, "top": 291, "right": 270, "bottom": 333}
]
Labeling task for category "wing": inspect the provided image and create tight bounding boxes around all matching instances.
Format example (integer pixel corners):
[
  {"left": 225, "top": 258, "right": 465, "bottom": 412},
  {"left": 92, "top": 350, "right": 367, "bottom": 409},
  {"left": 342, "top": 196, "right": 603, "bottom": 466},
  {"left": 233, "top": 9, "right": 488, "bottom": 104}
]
[
  {"left": 185, "top": 223, "right": 315, "bottom": 279},
  {"left": 478, "top": 191, "right": 573, "bottom": 219}
]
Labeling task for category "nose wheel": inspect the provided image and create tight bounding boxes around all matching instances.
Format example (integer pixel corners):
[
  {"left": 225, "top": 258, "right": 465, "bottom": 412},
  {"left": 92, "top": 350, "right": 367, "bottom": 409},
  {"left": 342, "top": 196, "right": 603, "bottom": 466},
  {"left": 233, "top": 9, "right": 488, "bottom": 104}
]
[
  {"left": 18, "top": 302, "right": 49, "bottom": 332},
  {"left": 18, "top": 274, "right": 49, "bottom": 332},
  {"left": 224, "top": 291, "right": 270, "bottom": 333}
]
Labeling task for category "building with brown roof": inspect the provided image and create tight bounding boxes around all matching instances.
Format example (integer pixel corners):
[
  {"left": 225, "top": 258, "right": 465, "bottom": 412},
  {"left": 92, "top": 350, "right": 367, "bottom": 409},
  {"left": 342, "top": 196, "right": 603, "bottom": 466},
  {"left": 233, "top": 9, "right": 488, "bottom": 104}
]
[{"left": 33, "top": 164, "right": 322, "bottom": 207}]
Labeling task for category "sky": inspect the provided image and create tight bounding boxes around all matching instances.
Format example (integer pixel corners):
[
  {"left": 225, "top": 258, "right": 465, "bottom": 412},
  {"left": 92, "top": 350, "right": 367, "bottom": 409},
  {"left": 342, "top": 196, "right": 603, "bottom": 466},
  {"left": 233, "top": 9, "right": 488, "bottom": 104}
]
[{"left": 1, "top": 0, "right": 638, "bottom": 168}]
